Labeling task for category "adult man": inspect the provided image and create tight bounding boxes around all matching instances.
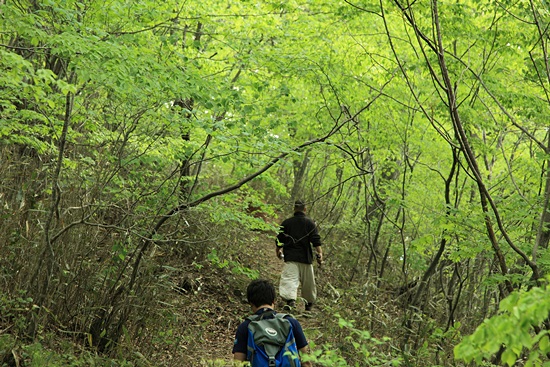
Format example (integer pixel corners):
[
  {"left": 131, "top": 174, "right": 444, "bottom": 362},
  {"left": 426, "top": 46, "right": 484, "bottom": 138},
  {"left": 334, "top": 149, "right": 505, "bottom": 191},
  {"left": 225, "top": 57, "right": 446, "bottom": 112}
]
[
  {"left": 276, "top": 200, "right": 323, "bottom": 312},
  {"left": 232, "top": 279, "right": 311, "bottom": 366}
]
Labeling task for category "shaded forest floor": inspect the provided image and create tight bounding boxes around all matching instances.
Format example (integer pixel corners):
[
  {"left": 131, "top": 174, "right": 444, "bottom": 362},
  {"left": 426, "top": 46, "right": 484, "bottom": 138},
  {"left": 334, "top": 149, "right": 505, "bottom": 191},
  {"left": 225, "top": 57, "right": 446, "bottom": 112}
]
[
  {"left": 1, "top": 229, "right": 462, "bottom": 366},
  {"left": 162, "top": 233, "right": 331, "bottom": 366},
  {"left": 1, "top": 226, "right": 342, "bottom": 367}
]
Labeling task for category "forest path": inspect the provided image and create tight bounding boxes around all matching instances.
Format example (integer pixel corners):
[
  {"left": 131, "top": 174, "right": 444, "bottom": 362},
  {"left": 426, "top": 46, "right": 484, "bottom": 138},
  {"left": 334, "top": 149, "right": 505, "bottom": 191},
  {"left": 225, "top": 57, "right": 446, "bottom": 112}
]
[{"left": 187, "top": 231, "right": 329, "bottom": 366}]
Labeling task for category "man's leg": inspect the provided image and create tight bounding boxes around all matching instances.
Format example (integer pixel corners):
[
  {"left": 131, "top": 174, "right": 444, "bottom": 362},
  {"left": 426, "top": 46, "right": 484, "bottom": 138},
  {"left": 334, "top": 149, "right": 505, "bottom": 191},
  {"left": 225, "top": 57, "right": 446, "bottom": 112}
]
[
  {"left": 279, "top": 262, "right": 300, "bottom": 309},
  {"left": 299, "top": 263, "right": 317, "bottom": 308}
]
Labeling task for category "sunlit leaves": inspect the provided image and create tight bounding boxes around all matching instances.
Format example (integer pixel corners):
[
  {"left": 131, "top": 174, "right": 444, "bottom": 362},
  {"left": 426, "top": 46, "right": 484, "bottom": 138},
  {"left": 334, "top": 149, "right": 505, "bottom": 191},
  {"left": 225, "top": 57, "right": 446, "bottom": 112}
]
[{"left": 455, "top": 280, "right": 550, "bottom": 366}]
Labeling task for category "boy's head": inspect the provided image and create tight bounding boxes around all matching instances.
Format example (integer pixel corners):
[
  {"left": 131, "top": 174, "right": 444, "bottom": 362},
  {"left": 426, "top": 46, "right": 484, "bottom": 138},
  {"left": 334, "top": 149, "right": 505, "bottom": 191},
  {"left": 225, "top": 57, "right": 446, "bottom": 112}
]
[{"left": 247, "top": 279, "right": 276, "bottom": 308}]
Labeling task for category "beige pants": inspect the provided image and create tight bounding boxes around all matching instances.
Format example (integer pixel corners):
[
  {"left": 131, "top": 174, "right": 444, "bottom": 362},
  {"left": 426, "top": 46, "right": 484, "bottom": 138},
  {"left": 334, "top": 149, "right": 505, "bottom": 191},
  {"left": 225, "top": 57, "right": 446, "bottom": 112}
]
[{"left": 279, "top": 261, "right": 317, "bottom": 304}]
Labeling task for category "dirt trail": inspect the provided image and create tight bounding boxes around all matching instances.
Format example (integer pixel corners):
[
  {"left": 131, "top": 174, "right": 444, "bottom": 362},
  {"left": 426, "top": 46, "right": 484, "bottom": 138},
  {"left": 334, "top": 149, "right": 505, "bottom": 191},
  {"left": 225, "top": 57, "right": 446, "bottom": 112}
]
[{"left": 188, "top": 232, "right": 327, "bottom": 366}]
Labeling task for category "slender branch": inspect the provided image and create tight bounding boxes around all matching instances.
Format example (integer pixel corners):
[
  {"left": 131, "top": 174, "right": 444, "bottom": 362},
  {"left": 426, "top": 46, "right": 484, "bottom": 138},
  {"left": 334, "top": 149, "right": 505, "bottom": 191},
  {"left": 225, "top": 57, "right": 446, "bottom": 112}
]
[
  {"left": 126, "top": 96, "right": 382, "bottom": 293},
  {"left": 31, "top": 87, "right": 74, "bottom": 299},
  {"left": 446, "top": 49, "right": 548, "bottom": 154}
]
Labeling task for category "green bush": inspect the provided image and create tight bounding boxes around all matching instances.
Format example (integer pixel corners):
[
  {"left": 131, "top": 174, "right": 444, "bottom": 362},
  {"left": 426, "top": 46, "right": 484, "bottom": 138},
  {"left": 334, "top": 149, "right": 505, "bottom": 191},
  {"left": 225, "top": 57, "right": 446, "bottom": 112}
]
[
  {"left": 454, "top": 279, "right": 550, "bottom": 366},
  {"left": 304, "top": 313, "right": 402, "bottom": 366}
]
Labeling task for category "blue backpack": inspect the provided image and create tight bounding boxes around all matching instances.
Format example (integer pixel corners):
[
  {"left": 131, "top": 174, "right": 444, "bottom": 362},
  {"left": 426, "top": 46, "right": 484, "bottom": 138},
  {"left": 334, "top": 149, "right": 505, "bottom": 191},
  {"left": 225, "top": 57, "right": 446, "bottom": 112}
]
[{"left": 246, "top": 310, "right": 301, "bottom": 367}]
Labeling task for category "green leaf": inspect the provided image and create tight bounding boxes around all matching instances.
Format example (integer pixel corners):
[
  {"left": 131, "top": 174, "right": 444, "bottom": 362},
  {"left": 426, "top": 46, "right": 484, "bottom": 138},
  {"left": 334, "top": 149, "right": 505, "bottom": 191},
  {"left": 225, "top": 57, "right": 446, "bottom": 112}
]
[
  {"left": 501, "top": 348, "right": 516, "bottom": 367},
  {"left": 540, "top": 334, "right": 549, "bottom": 352}
]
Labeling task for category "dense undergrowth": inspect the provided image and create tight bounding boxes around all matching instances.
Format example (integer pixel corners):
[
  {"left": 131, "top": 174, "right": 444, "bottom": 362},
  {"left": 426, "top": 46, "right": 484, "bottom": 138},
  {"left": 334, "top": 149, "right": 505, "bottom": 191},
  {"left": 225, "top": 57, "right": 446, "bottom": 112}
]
[
  {"left": 3, "top": 195, "right": 543, "bottom": 366},
  {"left": 0, "top": 211, "right": 470, "bottom": 367},
  {"left": 0, "top": 213, "right": 434, "bottom": 367},
  {"left": 3, "top": 226, "right": 547, "bottom": 367}
]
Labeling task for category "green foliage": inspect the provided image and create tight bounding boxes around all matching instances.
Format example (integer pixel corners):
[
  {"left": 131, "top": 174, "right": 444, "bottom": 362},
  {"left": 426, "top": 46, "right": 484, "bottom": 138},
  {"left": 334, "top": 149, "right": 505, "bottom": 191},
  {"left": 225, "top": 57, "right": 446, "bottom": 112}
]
[
  {"left": 0, "top": 291, "right": 35, "bottom": 335},
  {"left": 303, "top": 314, "right": 402, "bottom": 366},
  {"left": 0, "top": 334, "right": 142, "bottom": 367},
  {"left": 3, "top": 0, "right": 550, "bottom": 365},
  {"left": 207, "top": 249, "right": 259, "bottom": 279},
  {"left": 455, "top": 279, "right": 550, "bottom": 366}
]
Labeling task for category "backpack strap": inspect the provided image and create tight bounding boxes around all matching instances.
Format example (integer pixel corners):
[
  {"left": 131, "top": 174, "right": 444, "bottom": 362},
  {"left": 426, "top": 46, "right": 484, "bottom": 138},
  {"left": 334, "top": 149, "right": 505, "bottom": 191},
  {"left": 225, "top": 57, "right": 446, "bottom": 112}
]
[{"left": 277, "top": 313, "right": 298, "bottom": 367}]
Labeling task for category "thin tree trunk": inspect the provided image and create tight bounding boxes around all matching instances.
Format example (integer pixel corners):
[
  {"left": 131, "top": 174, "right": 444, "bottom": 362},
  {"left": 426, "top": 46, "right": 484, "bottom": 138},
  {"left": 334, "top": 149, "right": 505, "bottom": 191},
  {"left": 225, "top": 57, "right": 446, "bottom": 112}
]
[
  {"left": 29, "top": 87, "right": 74, "bottom": 335},
  {"left": 534, "top": 129, "right": 550, "bottom": 256},
  {"left": 290, "top": 151, "right": 310, "bottom": 202}
]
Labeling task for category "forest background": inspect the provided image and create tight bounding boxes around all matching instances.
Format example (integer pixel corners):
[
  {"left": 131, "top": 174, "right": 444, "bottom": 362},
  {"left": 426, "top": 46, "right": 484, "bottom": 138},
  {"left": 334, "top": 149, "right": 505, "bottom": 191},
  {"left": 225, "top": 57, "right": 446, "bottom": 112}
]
[{"left": 3, "top": 0, "right": 550, "bottom": 366}]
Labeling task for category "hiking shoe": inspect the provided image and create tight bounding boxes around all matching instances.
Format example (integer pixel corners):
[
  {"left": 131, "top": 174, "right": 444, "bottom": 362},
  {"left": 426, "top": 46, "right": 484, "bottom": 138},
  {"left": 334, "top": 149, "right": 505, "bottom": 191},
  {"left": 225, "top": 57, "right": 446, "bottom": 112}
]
[{"left": 305, "top": 302, "right": 313, "bottom": 311}]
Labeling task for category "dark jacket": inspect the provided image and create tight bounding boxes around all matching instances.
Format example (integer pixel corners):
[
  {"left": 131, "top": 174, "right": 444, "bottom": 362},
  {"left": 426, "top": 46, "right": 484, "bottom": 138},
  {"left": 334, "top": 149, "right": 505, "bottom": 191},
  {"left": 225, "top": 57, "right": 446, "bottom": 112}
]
[{"left": 276, "top": 211, "right": 321, "bottom": 264}]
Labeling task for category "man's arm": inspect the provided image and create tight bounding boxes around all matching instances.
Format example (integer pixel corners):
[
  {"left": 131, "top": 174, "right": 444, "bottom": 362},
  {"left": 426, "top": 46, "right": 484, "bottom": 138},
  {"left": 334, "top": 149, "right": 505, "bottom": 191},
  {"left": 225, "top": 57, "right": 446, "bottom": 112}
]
[
  {"left": 276, "top": 221, "right": 288, "bottom": 259},
  {"left": 315, "top": 245, "right": 323, "bottom": 265},
  {"left": 276, "top": 221, "right": 287, "bottom": 244},
  {"left": 276, "top": 245, "right": 283, "bottom": 259}
]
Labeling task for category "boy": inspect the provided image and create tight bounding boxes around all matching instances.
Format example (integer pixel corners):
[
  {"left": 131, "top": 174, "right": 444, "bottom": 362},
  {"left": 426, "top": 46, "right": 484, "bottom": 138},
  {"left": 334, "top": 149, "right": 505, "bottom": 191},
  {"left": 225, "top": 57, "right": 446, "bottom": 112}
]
[{"left": 232, "top": 279, "right": 312, "bottom": 366}]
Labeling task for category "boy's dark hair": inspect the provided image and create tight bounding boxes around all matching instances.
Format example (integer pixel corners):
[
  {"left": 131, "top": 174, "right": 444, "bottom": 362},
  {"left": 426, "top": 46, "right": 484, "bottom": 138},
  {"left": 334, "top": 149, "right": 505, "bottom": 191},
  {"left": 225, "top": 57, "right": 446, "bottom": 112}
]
[{"left": 247, "top": 279, "right": 276, "bottom": 307}]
